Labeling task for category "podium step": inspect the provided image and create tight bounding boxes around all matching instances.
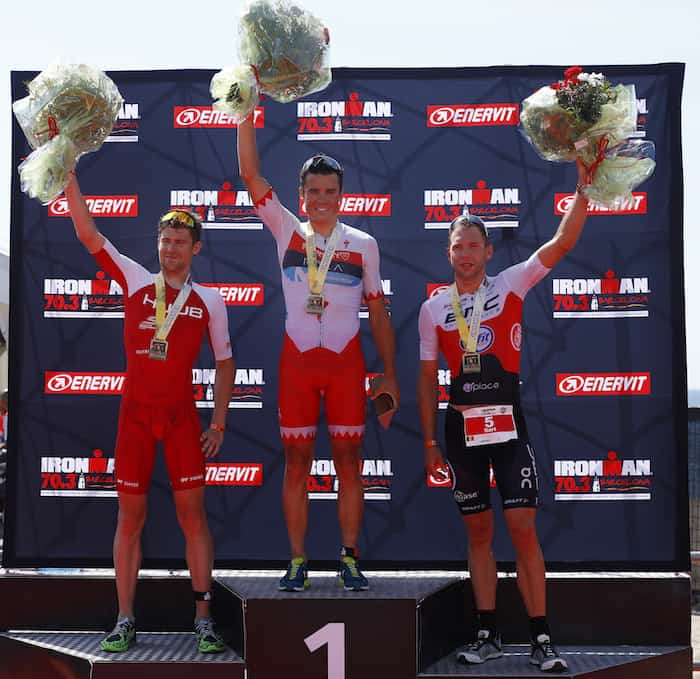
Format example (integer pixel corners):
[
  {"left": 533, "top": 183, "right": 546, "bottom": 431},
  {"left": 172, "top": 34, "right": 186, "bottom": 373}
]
[
  {"left": 0, "top": 631, "right": 245, "bottom": 679},
  {"left": 419, "top": 644, "right": 691, "bottom": 678}
]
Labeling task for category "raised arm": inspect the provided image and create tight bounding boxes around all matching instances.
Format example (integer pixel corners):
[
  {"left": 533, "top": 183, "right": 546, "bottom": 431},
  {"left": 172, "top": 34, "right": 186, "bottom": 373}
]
[
  {"left": 535, "top": 159, "right": 590, "bottom": 269},
  {"left": 237, "top": 117, "right": 272, "bottom": 204},
  {"left": 63, "top": 172, "right": 105, "bottom": 254}
]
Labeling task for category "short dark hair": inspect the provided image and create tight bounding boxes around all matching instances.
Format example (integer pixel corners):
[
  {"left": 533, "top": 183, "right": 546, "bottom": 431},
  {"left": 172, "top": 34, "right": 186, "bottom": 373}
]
[
  {"left": 448, "top": 213, "right": 489, "bottom": 245},
  {"left": 157, "top": 209, "right": 202, "bottom": 244},
  {"left": 299, "top": 154, "right": 344, "bottom": 192}
]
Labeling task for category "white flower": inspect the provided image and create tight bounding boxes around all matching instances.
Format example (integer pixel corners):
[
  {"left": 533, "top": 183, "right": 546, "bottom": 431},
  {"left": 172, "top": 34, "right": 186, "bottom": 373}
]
[{"left": 578, "top": 72, "right": 606, "bottom": 85}]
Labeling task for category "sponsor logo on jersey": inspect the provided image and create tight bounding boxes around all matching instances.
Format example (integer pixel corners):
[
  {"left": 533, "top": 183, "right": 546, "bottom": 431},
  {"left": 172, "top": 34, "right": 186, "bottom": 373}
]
[
  {"left": 43, "top": 272, "right": 124, "bottom": 318},
  {"left": 299, "top": 194, "right": 391, "bottom": 217},
  {"left": 556, "top": 372, "right": 651, "bottom": 396},
  {"left": 48, "top": 195, "right": 138, "bottom": 218},
  {"left": 554, "top": 450, "right": 652, "bottom": 501},
  {"left": 205, "top": 463, "right": 263, "bottom": 486},
  {"left": 552, "top": 270, "right": 650, "bottom": 318},
  {"left": 426, "top": 103, "right": 519, "bottom": 128},
  {"left": 106, "top": 102, "right": 140, "bottom": 143},
  {"left": 201, "top": 283, "right": 264, "bottom": 306},
  {"left": 424, "top": 181, "right": 520, "bottom": 229},
  {"left": 173, "top": 106, "right": 264, "bottom": 129},
  {"left": 308, "top": 458, "right": 393, "bottom": 500},
  {"left": 297, "top": 93, "right": 393, "bottom": 141},
  {"left": 192, "top": 368, "right": 265, "bottom": 409},
  {"left": 169, "top": 183, "right": 263, "bottom": 230},
  {"left": 40, "top": 449, "right": 116, "bottom": 497},
  {"left": 554, "top": 192, "right": 647, "bottom": 215}
]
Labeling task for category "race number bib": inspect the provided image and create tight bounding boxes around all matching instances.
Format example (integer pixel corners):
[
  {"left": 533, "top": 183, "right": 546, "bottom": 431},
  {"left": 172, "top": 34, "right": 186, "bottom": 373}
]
[{"left": 463, "top": 405, "right": 517, "bottom": 447}]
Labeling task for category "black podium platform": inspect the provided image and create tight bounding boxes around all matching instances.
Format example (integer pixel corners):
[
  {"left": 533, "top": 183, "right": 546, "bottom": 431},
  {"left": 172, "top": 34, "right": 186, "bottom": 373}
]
[{"left": 0, "top": 571, "right": 692, "bottom": 679}]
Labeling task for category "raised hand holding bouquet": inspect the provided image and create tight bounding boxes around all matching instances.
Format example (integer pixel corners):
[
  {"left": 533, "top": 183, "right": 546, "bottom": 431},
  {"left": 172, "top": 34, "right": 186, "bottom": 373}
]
[
  {"left": 210, "top": 0, "right": 331, "bottom": 122},
  {"left": 520, "top": 66, "right": 655, "bottom": 207},
  {"left": 13, "top": 63, "right": 123, "bottom": 204}
]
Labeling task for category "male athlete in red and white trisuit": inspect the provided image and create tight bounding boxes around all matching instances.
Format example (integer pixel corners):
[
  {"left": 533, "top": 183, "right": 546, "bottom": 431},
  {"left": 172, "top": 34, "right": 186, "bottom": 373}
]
[
  {"left": 64, "top": 172, "right": 234, "bottom": 654},
  {"left": 418, "top": 161, "right": 590, "bottom": 672},
  {"left": 237, "top": 117, "right": 399, "bottom": 591}
]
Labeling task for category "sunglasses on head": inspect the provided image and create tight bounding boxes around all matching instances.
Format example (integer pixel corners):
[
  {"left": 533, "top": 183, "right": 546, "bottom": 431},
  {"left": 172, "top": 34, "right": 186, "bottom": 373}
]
[
  {"left": 301, "top": 154, "right": 344, "bottom": 176},
  {"left": 159, "top": 210, "right": 196, "bottom": 229}
]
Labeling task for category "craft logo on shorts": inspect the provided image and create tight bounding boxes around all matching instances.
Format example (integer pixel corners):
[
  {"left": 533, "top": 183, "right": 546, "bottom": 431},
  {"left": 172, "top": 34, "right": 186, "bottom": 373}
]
[
  {"left": 45, "top": 372, "right": 125, "bottom": 394},
  {"left": 193, "top": 368, "right": 265, "bottom": 409},
  {"left": 554, "top": 192, "right": 647, "bottom": 215},
  {"left": 299, "top": 194, "right": 391, "bottom": 217},
  {"left": 106, "top": 102, "right": 140, "bottom": 143},
  {"left": 552, "top": 270, "right": 650, "bottom": 318},
  {"left": 169, "top": 183, "right": 263, "bottom": 230},
  {"left": 359, "top": 279, "right": 392, "bottom": 318},
  {"left": 40, "top": 449, "right": 116, "bottom": 497},
  {"left": 173, "top": 106, "right": 264, "bottom": 129},
  {"left": 201, "top": 283, "right": 264, "bottom": 306},
  {"left": 556, "top": 372, "right": 651, "bottom": 396},
  {"left": 308, "top": 458, "right": 393, "bottom": 500},
  {"left": 48, "top": 195, "right": 138, "bottom": 218},
  {"left": 630, "top": 98, "right": 648, "bottom": 138},
  {"left": 205, "top": 463, "right": 263, "bottom": 486},
  {"left": 424, "top": 181, "right": 520, "bottom": 229},
  {"left": 297, "top": 92, "right": 393, "bottom": 141},
  {"left": 43, "top": 272, "right": 125, "bottom": 318},
  {"left": 426, "top": 103, "right": 519, "bottom": 128},
  {"left": 554, "top": 450, "right": 652, "bottom": 501}
]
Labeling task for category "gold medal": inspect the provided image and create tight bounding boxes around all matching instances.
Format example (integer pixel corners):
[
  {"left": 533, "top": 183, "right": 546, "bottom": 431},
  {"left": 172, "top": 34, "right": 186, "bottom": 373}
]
[{"left": 462, "top": 352, "right": 481, "bottom": 374}]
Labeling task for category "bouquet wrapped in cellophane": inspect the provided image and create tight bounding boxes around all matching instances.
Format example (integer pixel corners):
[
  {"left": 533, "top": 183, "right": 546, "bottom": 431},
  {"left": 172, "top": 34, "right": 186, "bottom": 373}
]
[
  {"left": 520, "top": 66, "right": 655, "bottom": 207},
  {"left": 13, "top": 63, "right": 123, "bottom": 204},
  {"left": 210, "top": 0, "right": 331, "bottom": 123}
]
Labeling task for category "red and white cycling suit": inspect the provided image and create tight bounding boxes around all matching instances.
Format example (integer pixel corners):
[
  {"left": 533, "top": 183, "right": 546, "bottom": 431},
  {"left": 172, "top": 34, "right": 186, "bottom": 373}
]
[
  {"left": 255, "top": 189, "right": 384, "bottom": 441},
  {"left": 94, "top": 239, "right": 232, "bottom": 494}
]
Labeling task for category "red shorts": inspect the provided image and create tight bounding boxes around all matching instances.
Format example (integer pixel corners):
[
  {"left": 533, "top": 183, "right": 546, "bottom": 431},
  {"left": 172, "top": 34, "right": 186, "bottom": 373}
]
[
  {"left": 114, "top": 398, "right": 204, "bottom": 495},
  {"left": 278, "top": 333, "right": 366, "bottom": 442}
]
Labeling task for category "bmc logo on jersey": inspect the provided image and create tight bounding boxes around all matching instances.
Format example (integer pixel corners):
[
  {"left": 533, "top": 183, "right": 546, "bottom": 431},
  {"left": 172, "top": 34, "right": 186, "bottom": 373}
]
[
  {"left": 45, "top": 372, "right": 125, "bottom": 394},
  {"left": 173, "top": 106, "right": 264, "bottom": 128},
  {"left": 556, "top": 373, "right": 651, "bottom": 396},
  {"left": 299, "top": 194, "right": 391, "bottom": 217},
  {"left": 554, "top": 193, "right": 647, "bottom": 215},
  {"left": 427, "top": 103, "right": 519, "bottom": 127},
  {"left": 202, "top": 284, "right": 264, "bottom": 306},
  {"left": 48, "top": 196, "right": 138, "bottom": 218}
]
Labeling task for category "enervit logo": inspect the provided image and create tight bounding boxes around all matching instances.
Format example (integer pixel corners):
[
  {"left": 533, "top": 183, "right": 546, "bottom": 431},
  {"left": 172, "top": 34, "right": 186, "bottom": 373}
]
[
  {"left": 554, "top": 192, "right": 647, "bottom": 215},
  {"left": 48, "top": 196, "right": 138, "bottom": 218},
  {"left": 556, "top": 373, "right": 651, "bottom": 396},
  {"left": 174, "top": 106, "right": 264, "bottom": 128},
  {"left": 45, "top": 372, "right": 125, "bottom": 394},
  {"left": 427, "top": 284, "right": 450, "bottom": 299},
  {"left": 424, "top": 182, "right": 520, "bottom": 229},
  {"left": 169, "top": 184, "right": 262, "bottom": 230},
  {"left": 297, "top": 93, "right": 392, "bottom": 141},
  {"left": 427, "top": 104, "right": 519, "bottom": 127},
  {"left": 427, "top": 468, "right": 452, "bottom": 487},
  {"left": 300, "top": 194, "right": 391, "bottom": 217},
  {"left": 205, "top": 463, "right": 263, "bottom": 486},
  {"left": 308, "top": 459, "right": 393, "bottom": 500},
  {"left": 201, "top": 284, "right": 264, "bottom": 306}
]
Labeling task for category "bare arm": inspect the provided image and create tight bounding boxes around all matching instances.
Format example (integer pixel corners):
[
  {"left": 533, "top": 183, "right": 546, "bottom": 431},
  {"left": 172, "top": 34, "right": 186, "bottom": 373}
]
[
  {"left": 63, "top": 172, "right": 105, "bottom": 254},
  {"left": 367, "top": 297, "right": 399, "bottom": 406},
  {"left": 200, "top": 357, "right": 235, "bottom": 458},
  {"left": 417, "top": 359, "right": 446, "bottom": 475},
  {"left": 236, "top": 117, "right": 272, "bottom": 204},
  {"left": 535, "top": 159, "right": 590, "bottom": 269}
]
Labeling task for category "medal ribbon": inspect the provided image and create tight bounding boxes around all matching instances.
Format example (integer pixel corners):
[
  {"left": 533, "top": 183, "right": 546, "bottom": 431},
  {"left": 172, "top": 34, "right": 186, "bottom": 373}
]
[
  {"left": 304, "top": 223, "right": 341, "bottom": 295},
  {"left": 450, "top": 281, "right": 486, "bottom": 354},
  {"left": 154, "top": 273, "right": 192, "bottom": 341}
]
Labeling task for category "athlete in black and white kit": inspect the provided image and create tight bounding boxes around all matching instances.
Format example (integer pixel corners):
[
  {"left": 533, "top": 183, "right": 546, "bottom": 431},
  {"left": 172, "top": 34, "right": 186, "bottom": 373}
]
[{"left": 417, "top": 161, "right": 590, "bottom": 672}]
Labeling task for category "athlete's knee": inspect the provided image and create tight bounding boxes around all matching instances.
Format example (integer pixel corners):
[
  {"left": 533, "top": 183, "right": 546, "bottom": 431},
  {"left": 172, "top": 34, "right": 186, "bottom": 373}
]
[
  {"left": 176, "top": 503, "right": 209, "bottom": 537},
  {"left": 116, "top": 501, "right": 147, "bottom": 537},
  {"left": 284, "top": 442, "right": 314, "bottom": 484},
  {"left": 505, "top": 510, "right": 539, "bottom": 552},
  {"left": 464, "top": 511, "right": 494, "bottom": 549},
  {"left": 331, "top": 442, "right": 361, "bottom": 483}
]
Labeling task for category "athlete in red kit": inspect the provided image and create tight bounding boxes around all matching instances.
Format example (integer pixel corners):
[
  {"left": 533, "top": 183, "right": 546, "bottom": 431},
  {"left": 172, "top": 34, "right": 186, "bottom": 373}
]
[
  {"left": 64, "top": 172, "right": 234, "bottom": 654},
  {"left": 236, "top": 117, "right": 399, "bottom": 591},
  {"left": 418, "top": 161, "right": 590, "bottom": 672}
]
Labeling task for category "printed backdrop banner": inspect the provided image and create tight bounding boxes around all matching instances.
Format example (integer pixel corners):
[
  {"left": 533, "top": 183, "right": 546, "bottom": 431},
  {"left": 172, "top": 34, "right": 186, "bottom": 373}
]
[{"left": 5, "top": 65, "right": 687, "bottom": 569}]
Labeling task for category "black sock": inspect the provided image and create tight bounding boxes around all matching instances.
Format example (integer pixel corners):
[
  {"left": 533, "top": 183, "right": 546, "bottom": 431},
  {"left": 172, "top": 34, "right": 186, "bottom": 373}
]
[
  {"left": 340, "top": 546, "right": 357, "bottom": 559},
  {"left": 530, "top": 616, "right": 550, "bottom": 641},
  {"left": 476, "top": 610, "right": 497, "bottom": 634}
]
